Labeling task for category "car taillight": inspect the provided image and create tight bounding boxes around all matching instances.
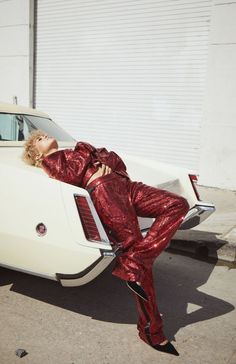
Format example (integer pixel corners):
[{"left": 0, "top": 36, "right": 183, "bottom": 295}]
[
  {"left": 74, "top": 195, "right": 101, "bottom": 242},
  {"left": 188, "top": 174, "right": 201, "bottom": 201}
]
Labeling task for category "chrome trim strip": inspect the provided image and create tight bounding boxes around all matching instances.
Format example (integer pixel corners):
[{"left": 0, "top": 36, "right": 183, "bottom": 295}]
[
  {"left": 56, "top": 248, "right": 119, "bottom": 286},
  {"left": 74, "top": 193, "right": 110, "bottom": 245},
  {"left": 179, "top": 204, "right": 216, "bottom": 230},
  {"left": 141, "top": 204, "right": 216, "bottom": 234}
]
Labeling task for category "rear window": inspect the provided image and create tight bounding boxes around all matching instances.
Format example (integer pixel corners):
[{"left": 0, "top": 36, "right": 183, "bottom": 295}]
[{"left": 0, "top": 113, "right": 75, "bottom": 142}]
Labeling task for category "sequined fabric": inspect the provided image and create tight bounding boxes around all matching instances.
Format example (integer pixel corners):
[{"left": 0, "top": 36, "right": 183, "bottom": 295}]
[
  {"left": 41, "top": 141, "right": 129, "bottom": 187},
  {"left": 42, "top": 142, "right": 190, "bottom": 346},
  {"left": 86, "top": 172, "right": 189, "bottom": 345}
]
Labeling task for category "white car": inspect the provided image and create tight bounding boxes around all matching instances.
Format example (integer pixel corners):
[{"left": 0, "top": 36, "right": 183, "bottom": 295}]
[{"left": 0, "top": 103, "right": 215, "bottom": 287}]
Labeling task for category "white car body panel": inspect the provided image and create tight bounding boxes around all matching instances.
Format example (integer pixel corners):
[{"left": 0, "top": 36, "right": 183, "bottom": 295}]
[{"left": 0, "top": 103, "right": 215, "bottom": 286}]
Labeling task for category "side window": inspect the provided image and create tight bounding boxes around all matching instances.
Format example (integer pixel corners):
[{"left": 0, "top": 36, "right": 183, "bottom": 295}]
[
  {"left": 0, "top": 114, "right": 17, "bottom": 140},
  {"left": 0, "top": 114, "right": 31, "bottom": 141},
  {"left": 0, "top": 113, "right": 75, "bottom": 142}
]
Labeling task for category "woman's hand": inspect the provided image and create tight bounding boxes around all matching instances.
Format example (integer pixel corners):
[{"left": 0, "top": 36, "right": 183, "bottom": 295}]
[
  {"left": 94, "top": 161, "right": 111, "bottom": 175},
  {"left": 86, "top": 163, "right": 112, "bottom": 186},
  {"left": 100, "top": 163, "right": 112, "bottom": 176}
]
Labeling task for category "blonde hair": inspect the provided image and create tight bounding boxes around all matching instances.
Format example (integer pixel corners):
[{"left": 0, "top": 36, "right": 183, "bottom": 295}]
[{"left": 22, "top": 130, "right": 47, "bottom": 168}]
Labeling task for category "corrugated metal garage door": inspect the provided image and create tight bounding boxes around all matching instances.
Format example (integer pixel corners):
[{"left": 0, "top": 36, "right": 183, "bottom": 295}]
[{"left": 34, "top": 0, "right": 211, "bottom": 170}]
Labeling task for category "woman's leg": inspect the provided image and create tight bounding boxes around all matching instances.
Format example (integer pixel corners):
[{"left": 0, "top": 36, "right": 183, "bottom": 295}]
[
  {"left": 88, "top": 174, "right": 168, "bottom": 344},
  {"left": 88, "top": 174, "right": 189, "bottom": 345},
  {"left": 88, "top": 173, "right": 146, "bottom": 282},
  {"left": 89, "top": 174, "right": 189, "bottom": 282},
  {"left": 111, "top": 180, "right": 190, "bottom": 345},
  {"left": 134, "top": 267, "right": 168, "bottom": 345},
  {"left": 112, "top": 180, "right": 190, "bottom": 280}
]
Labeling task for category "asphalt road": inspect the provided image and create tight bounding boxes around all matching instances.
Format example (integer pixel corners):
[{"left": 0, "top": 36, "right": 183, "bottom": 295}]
[{"left": 0, "top": 251, "right": 235, "bottom": 364}]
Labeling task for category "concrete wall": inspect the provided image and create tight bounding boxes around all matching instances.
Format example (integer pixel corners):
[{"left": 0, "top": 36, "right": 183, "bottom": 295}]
[
  {"left": 199, "top": 0, "right": 236, "bottom": 191},
  {"left": 0, "top": 0, "right": 30, "bottom": 106}
]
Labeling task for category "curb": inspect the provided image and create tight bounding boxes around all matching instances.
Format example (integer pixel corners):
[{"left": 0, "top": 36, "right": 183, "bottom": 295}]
[{"left": 167, "top": 239, "right": 236, "bottom": 265}]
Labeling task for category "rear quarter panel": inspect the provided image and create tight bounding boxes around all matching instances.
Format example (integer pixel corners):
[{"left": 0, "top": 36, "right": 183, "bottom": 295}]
[{"left": 0, "top": 148, "right": 102, "bottom": 278}]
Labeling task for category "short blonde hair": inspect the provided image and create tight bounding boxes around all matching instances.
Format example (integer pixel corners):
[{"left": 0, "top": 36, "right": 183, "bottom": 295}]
[{"left": 22, "top": 130, "right": 47, "bottom": 167}]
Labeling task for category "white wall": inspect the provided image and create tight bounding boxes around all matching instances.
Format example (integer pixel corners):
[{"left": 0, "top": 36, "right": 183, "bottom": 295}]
[
  {"left": 0, "top": 0, "right": 235, "bottom": 190},
  {"left": 0, "top": 0, "right": 30, "bottom": 106},
  {"left": 199, "top": 0, "right": 236, "bottom": 191}
]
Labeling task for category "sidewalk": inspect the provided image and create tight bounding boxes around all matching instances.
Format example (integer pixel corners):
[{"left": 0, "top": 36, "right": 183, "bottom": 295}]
[{"left": 169, "top": 185, "right": 236, "bottom": 264}]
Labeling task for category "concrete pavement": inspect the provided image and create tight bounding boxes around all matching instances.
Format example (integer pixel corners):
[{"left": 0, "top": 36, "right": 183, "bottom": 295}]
[
  {"left": 1, "top": 184, "right": 236, "bottom": 363},
  {"left": 0, "top": 251, "right": 235, "bottom": 364},
  {"left": 171, "top": 185, "right": 236, "bottom": 264}
]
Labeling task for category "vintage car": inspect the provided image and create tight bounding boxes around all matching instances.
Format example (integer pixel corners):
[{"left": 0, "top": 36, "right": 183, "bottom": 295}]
[{"left": 0, "top": 102, "right": 215, "bottom": 287}]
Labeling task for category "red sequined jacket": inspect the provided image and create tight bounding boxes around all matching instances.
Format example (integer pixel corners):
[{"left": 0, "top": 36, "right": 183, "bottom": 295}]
[{"left": 41, "top": 141, "right": 129, "bottom": 188}]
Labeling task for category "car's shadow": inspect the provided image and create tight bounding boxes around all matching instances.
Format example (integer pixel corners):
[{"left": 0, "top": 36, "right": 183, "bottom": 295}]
[{"left": 0, "top": 252, "right": 234, "bottom": 342}]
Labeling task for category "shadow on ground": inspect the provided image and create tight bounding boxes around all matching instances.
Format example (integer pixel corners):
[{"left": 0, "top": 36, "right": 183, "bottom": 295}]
[
  {"left": 172, "top": 229, "right": 236, "bottom": 265},
  {"left": 0, "top": 252, "right": 234, "bottom": 342}
]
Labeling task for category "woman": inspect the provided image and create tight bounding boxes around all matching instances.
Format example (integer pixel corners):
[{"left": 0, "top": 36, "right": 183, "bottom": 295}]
[{"left": 22, "top": 130, "right": 190, "bottom": 356}]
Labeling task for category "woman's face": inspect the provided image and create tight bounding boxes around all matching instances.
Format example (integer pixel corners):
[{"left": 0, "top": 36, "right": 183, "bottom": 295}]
[{"left": 34, "top": 134, "right": 58, "bottom": 157}]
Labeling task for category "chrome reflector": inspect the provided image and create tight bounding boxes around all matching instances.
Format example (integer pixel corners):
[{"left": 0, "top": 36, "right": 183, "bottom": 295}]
[
  {"left": 74, "top": 195, "right": 101, "bottom": 241},
  {"left": 189, "top": 174, "right": 201, "bottom": 201}
]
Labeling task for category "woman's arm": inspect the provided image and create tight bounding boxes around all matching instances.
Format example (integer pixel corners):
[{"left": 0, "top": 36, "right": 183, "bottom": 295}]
[
  {"left": 74, "top": 141, "right": 127, "bottom": 173},
  {"left": 41, "top": 148, "right": 89, "bottom": 186}
]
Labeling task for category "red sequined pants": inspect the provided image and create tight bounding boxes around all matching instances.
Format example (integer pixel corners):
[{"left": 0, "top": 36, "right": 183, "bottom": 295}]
[{"left": 86, "top": 172, "right": 190, "bottom": 345}]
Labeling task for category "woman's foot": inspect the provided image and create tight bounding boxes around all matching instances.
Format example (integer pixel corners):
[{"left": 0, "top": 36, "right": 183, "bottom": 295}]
[
  {"left": 138, "top": 331, "right": 179, "bottom": 356},
  {"left": 152, "top": 341, "right": 180, "bottom": 356}
]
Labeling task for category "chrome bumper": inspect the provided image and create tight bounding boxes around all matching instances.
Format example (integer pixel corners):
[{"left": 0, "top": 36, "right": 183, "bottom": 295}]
[
  {"left": 179, "top": 203, "right": 216, "bottom": 230},
  {"left": 56, "top": 203, "right": 216, "bottom": 287},
  {"left": 56, "top": 248, "right": 120, "bottom": 287}
]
